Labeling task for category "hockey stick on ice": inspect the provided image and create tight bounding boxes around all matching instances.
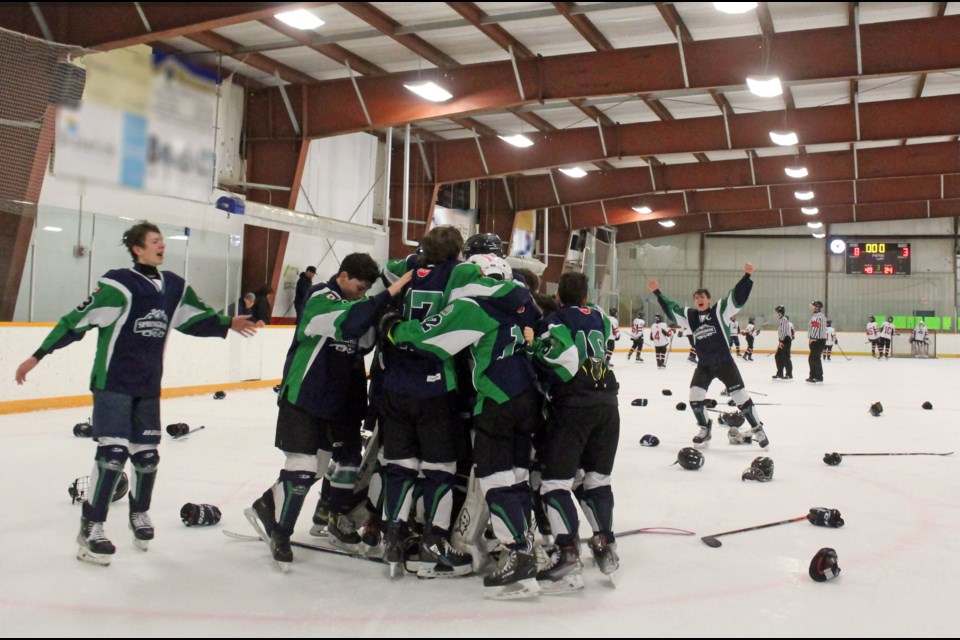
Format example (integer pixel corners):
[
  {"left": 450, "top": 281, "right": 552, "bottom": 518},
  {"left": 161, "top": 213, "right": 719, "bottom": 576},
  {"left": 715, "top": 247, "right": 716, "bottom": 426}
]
[
  {"left": 171, "top": 425, "right": 206, "bottom": 440},
  {"left": 701, "top": 514, "right": 808, "bottom": 548},
  {"left": 614, "top": 526, "right": 695, "bottom": 537},
  {"left": 824, "top": 451, "right": 953, "bottom": 465},
  {"left": 833, "top": 344, "right": 852, "bottom": 361}
]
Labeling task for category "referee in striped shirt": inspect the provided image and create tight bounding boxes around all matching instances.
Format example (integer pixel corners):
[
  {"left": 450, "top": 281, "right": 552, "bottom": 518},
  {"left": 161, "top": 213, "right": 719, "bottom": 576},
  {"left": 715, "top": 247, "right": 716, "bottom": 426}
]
[
  {"left": 772, "top": 305, "right": 793, "bottom": 379},
  {"left": 807, "top": 300, "right": 826, "bottom": 383}
]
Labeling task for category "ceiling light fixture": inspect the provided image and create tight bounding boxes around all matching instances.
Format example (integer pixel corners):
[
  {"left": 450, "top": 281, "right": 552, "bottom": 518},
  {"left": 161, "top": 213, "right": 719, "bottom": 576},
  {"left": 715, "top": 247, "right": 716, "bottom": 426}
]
[
  {"left": 275, "top": 9, "right": 324, "bottom": 30},
  {"left": 168, "top": 235, "right": 189, "bottom": 240},
  {"left": 812, "top": 233, "right": 826, "bottom": 239},
  {"left": 713, "top": 2, "right": 758, "bottom": 13},
  {"left": 746, "top": 75, "right": 783, "bottom": 97},
  {"left": 785, "top": 166, "right": 808, "bottom": 178},
  {"left": 795, "top": 190, "right": 815, "bottom": 200},
  {"left": 498, "top": 134, "right": 534, "bottom": 148},
  {"left": 403, "top": 81, "right": 452, "bottom": 103},
  {"left": 658, "top": 220, "right": 676, "bottom": 228},
  {"left": 769, "top": 130, "right": 799, "bottom": 146},
  {"left": 801, "top": 207, "right": 819, "bottom": 215},
  {"left": 807, "top": 221, "right": 823, "bottom": 229},
  {"left": 559, "top": 167, "right": 587, "bottom": 178},
  {"left": 42, "top": 226, "right": 62, "bottom": 232},
  {"left": 632, "top": 206, "right": 653, "bottom": 214}
]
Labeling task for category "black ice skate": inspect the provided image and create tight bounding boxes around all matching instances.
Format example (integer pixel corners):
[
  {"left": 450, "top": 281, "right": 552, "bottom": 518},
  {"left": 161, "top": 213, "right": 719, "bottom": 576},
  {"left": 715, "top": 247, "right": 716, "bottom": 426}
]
[
  {"left": 693, "top": 420, "right": 712, "bottom": 445},
  {"left": 536, "top": 543, "right": 584, "bottom": 594},
  {"left": 326, "top": 513, "right": 362, "bottom": 552},
  {"left": 128, "top": 511, "right": 154, "bottom": 551},
  {"left": 588, "top": 534, "right": 620, "bottom": 580},
  {"left": 270, "top": 531, "right": 293, "bottom": 570},
  {"left": 77, "top": 517, "right": 115, "bottom": 566},
  {"left": 309, "top": 497, "right": 331, "bottom": 536},
  {"left": 383, "top": 521, "right": 407, "bottom": 578},
  {"left": 483, "top": 546, "right": 541, "bottom": 599},
  {"left": 417, "top": 532, "right": 472, "bottom": 579},
  {"left": 752, "top": 423, "right": 770, "bottom": 449}
]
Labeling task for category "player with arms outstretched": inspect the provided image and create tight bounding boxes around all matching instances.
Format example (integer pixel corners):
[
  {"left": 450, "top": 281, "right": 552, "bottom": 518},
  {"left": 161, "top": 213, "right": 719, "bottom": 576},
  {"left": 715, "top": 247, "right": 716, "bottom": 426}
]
[{"left": 648, "top": 263, "right": 769, "bottom": 449}]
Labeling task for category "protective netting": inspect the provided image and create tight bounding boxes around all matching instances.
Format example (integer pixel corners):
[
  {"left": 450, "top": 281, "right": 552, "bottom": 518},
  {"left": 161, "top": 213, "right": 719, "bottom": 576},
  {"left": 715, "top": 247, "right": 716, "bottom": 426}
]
[{"left": 0, "top": 26, "right": 89, "bottom": 217}]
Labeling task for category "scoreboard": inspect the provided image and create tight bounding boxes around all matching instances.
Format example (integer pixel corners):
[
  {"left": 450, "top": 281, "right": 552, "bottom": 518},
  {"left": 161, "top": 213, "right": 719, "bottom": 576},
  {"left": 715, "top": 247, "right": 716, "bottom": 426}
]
[{"left": 845, "top": 242, "right": 911, "bottom": 276}]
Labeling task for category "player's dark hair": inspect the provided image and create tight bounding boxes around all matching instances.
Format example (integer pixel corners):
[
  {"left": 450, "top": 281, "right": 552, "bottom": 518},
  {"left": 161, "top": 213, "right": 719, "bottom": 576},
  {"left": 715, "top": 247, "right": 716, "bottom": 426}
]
[
  {"left": 122, "top": 222, "right": 161, "bottom": 262},
  {"left": 694, "top": 288, "right": 711, "bottom": 299},
  {"left": 558, "top": 272, "right": 589, "bottom": 306},
  {"left": 339, "top": 253, "right": 380, "bottom": 285},
  {"left": 420, "top": 226, "right": 464, "bottom": 265},
  {"left": 512, "top": 267, "right": 540, "bottom": 292}
]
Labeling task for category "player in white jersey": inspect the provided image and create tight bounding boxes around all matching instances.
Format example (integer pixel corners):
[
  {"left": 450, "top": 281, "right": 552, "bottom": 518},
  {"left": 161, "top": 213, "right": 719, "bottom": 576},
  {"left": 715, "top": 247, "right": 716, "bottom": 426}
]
[
  {"left": 605, "top": 308, "right": 620, "bottom": 366},
  {"left": 912, "top": 321, "right": 930, "bottom": 358},
  {"left": 728, "top": 315, "right": 741, "bottom": 357},
  {"left": 823, "top": 320, "right": 838, "bottom": 361},
  {"left": 626, "top": 313, "right": 645, "bottom": 362},
  {"left": 649, "top": 314, "right": 673, "bottom": 368},
  {"left": 742, "top": 317, "right": 758, "bottom": 361},
  {"left": 866, "top": 317, "right": 879, "bottom": 358},
  {"left": 878, "top": 316, "right": 896, "bottom": 359}
]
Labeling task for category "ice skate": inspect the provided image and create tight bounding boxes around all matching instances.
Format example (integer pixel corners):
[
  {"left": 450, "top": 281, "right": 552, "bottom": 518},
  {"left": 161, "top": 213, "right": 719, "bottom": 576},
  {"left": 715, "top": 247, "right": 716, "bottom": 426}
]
[
  {"left": 692, "top": 420, "right": 712, "bottom": 445},
  {"left": 483, "top": 546, "right": 541, "bottom": 600},
  {"left": 129, "top": 511, "right": 154, "bottom": 551},
  {"left": 326, "top": 513, "right": 362, "bottom": 552},
  {"left": 536, "top": 543, "right": 584, "bottom": 594},
  {"left": 77, "top": 517, "right": 115, "bottom": 566},
  {"left": 417, "top": 532, "right": 472, "bottom": 579}
]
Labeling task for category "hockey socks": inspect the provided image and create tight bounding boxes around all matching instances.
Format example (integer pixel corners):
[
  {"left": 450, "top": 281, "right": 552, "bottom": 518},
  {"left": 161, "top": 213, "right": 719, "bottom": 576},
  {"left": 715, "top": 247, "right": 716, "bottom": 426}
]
[
  {"left": 542, "top": 487, "right": 579, "bottom": 546},
  {"left": 383, "top": 463, "right": 418, "bottom": 524},
  {"left": 83, "top": 444, "right": 129, "bottom": 523},
  {"left": 276, "top": 469, "right": 317, "bottom": 536},
  {"left": 128, "top": 448, "right": 159, "bottom": 513},
  {"left": 578, "top": 484, "right": 615, "bottom": 543},
  {"left": 421, "top": 465, "right": 457, "bottom": 533}
]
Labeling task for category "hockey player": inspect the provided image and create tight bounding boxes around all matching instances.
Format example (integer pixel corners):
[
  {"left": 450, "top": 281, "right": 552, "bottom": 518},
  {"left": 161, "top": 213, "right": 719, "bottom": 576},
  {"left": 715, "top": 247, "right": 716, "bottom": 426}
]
[
  {"left": 649, "top": 314, "right": 673, "bottom": 368},
  {"left": 385, "top": 254, "right": 543, "bottom": 597},
  {"left": 248, "top": 254, "right": 411, "bottom": 570},
  {"left": 378, "top": 226, "right": 480, "bottom": 579},
  {"left": 878, "top": 316, "right": 896, "bottom": 359},
  {"left": 531, "top": 272, "right": 621, "bottom": 588},
  {"left": 806, "top": 301, "right": 826, "bottom": 383},
  {"left": 824, "top": 320, "right": 838, "bottom": 361},
  {"left": 912, "top": 320, "right": 930, "bottom": 358},
  {"left": 648, "top": 263, "right": 769, "bottom": 449},
  {"left": 743, "top": 317, "right": 758, "bottom": 361},
  {"left": 728, "top": 315, "right": 742, "bottom": 357},
  {"left": 14, "top": 222, "right": 261, "bottom": 566},
  {"left": 773, "top": 306, "right": 793, "bottom": 379},
  {"left": 626, "top": 312, "right": 645, "bottom": 362},
  {"left": 866, "top": 317, "right": 879, "bottom": 358},
  {"left": 605, "top": 308, "right": 620, "bottom": 366}
]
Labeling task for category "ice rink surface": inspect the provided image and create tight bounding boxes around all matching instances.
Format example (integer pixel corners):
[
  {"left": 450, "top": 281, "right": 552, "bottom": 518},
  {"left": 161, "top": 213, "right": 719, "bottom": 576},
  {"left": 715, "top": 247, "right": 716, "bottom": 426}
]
[{"left": 2, "top": 352, "right": 958, "bottom": 637}]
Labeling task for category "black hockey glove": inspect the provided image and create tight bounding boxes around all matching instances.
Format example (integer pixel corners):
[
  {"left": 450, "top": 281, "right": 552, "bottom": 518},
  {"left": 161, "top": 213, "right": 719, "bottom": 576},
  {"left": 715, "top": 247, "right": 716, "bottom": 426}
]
[
  {"left": 809, "top": 547, "right": 841, "bottom": 582},
  {"left": 180, "top": 503, "right": 222, "bottom": 527},
  {"left": 378, "top": 311, "right": 403, "bottom": 347},
  {"left": 823, "top": 452, "right": 842, "bottom": 465},
  {"left": 808, "top": 507, "right": 844, "bottom": 528}
]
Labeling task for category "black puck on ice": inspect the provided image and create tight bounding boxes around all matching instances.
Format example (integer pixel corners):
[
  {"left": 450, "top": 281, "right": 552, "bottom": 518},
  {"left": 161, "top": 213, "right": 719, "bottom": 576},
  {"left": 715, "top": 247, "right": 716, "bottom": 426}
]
[
  {"left": 662, "top": 389, "right": 673, "bottom": 396},
  {"left": 631, "top": 398, "right": 648, "bottom": 407},
  {"left": 922, "top": 401, "right": 933, "bottom": 410},
  {"left": 675, "top": 402, "right": 687, "bottom": 411}
]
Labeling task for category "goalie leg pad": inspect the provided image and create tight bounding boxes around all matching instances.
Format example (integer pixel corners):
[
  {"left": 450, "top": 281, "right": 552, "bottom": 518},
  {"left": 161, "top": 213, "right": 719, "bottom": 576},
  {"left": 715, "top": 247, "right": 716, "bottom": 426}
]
[{"left": 83, "top": 443, "right": 130, "bottom": 523}]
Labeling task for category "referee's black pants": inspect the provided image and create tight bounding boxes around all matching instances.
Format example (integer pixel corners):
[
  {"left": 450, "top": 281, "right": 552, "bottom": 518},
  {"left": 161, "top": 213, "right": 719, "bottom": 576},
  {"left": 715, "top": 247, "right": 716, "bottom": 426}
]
[{"left": 808, "top": 339, "right": 826, "bottom": 381}]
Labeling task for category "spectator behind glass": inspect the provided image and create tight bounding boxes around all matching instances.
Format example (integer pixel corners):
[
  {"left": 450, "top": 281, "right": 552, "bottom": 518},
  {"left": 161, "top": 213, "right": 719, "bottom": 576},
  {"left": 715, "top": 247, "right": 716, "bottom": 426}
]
[{"left": 253, "top": 285, "right": 273, "bottom": 325}]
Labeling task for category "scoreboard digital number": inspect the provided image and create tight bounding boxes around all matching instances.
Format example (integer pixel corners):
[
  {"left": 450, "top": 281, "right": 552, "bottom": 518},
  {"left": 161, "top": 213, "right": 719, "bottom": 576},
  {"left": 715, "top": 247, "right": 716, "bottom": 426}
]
[{"left": 846, "top": 242, "right": 911, "bottom": 276}]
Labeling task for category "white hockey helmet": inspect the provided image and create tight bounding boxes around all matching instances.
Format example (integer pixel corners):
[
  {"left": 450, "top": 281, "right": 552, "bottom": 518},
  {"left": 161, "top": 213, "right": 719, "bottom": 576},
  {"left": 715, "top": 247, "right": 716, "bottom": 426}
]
[{"left": 467, "top": 253, "right": 513, "bottom": 281}]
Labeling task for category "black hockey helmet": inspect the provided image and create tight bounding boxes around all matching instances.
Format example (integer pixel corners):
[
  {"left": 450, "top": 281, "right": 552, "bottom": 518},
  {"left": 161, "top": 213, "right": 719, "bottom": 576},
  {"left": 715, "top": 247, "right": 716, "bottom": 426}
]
[
  {"left": 886, "top": 316, "right": 893, "bottom": 322},
  {"left": 609, "top": 308, "right": 618, "bottom": 317},
  {"left": 811, "top": 300, "right": 823, "bottom": 309},
  {"left": 675, "top": 447, "right": 704, "bottom": 470},
  {"left": 752, "top": 456, "right": 774, "bottom": 478},
  {"left": 775, "top": 305, "right": 785, "bottom": 314},
  {"left": 463, "top": 232, "right": 504, "bottom": 258},
  {"left": 826, "top": 319, "right": 832, "bottom": 327},
  {"left": 867, "top": 316, "right": 875, "bottom": 323},
  {"left": 748, "top": 316, "right": 755, "bottom": 323},
  {"left": 655, "top": 313, "right": 663, "bottom": 322}
]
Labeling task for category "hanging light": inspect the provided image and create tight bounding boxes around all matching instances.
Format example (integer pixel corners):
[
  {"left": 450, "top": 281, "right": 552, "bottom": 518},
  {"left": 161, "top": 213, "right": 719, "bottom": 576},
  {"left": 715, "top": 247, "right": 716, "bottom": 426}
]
[
  {"left": 746, "top": 76, "right": 783, "bottom": 98},
  {"left": 812, "top": 233, "right": 826, "bottom": 239},
  {"left": 559, "top": 167, "right": 587, "bottom": 178},
  {"left": 403, "top": 81, "right": 453, "bottom": 102},
  {"left": 498, "top": 134, "right": 534, "bottom": 148},
  {"left": 807, "top": 221, "right": 823, "bottom": 229},
  {"left": 769, "top": 131, "right": 799, "bottom": 146},
  {"left": 801, "top": 207, "right": 819, "bottom": 215},
  {"left": 785, "top": 166, "right": 808, "bottom": 178},
  {"left": 795, "top": 190, "right": 815, "bottom": 200},
  {"left": 632, "top": 205, "right": 653, "bottom": 214},
  {"left": 658, "top": 220, "right": 676, "bottom": 228}
]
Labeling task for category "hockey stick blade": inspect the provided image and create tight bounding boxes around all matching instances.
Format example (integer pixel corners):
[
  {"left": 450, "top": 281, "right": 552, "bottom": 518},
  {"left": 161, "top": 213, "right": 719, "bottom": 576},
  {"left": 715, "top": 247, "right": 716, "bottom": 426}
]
[
  {"left": 838, "top": 451, "right": 953, "bottom": 457},
  {"left": 701, "top": 514, "right": 808, "bottom": 548}
]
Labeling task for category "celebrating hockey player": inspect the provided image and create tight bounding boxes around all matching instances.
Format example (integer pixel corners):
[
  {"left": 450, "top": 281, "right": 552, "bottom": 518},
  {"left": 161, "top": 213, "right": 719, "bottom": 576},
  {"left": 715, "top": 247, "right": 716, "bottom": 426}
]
[
  {"left": 14, "top": 222, "right": 261, "bottom": 566},
  {"left": 648, "top": 263, "right": 769, "bottom": 448},
  {"left": 248, "top": 254, "right": 410, "bottom": 570}
]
